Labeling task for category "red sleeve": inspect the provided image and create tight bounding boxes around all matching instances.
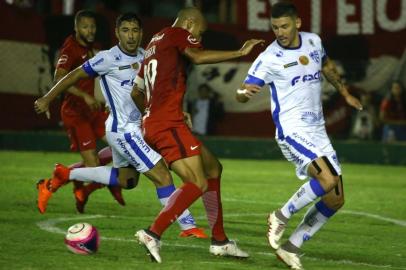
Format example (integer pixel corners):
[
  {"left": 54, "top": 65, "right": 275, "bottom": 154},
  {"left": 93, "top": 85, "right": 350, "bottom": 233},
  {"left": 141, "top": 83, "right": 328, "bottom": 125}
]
[
  {"left": 56, "top": 44, "right": 76, "bottom": 71},
  {"left": 174, "top": 29, "right": 203, "bottom": 53}
]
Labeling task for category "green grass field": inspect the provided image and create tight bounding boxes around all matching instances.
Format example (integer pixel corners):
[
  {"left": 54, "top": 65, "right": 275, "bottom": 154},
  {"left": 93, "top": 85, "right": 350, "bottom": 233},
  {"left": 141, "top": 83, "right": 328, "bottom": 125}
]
[{"left": 0, "top": 151, "right": 405, "bottom": 270}]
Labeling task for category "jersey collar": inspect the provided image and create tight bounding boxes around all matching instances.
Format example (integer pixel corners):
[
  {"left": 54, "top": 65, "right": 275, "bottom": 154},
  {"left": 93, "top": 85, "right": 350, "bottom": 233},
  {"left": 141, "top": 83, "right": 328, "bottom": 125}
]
[{"left": 276, "top": 33, "right": 302, "bottom": 50}]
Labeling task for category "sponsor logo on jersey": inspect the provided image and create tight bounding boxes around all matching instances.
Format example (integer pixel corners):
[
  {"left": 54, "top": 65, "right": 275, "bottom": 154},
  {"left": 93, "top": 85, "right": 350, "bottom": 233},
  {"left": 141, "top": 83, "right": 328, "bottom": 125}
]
[
  {"left": 116, "top": 138, "right": 140, "bottom": 167},
  {"left": 291, "top": 70, "right": 321, "bottom": 86},
  {"left": 299, "top": 55, "right": 309, "bottom": 65},
  {"left": 92, "top": 57, "right": 104, "bottom": 67},
  {"left": 133, "top": 133, "right": 151, "bottom": 153},
  {"left": 309, "top": 50, "right": 320, "bottom": 63},
  {"left": 57, "top": 54, "right": 68, "bottom": 65},
  {"left": 276, "top": 50, "right": 283, "bottom": 57},
  {"left": 309, "top": 39, "right": 315, "bottom": 47},
  {"left": 115, "top": 54, "right": 122, "bottom": 61},
  {"left": 283, "top": 61, "right": 298, "bottom": 69},
  {"left": 119, "top": 65, "right": 131, "bottom": 70},
  {"left": 129, "top": 109, "right": 140, "bottom": 122},
  {"left": 301, "top": 111, "right": 323, "bottom": 124},
  {"left": 187, "top": 35, "right": 200, "bottom": 44},
  {"left": 120, "top": 79, "right": 134, "bottom": 87},
  {"left": 131, "top": 62, "right": 139, "bottom": 70}
]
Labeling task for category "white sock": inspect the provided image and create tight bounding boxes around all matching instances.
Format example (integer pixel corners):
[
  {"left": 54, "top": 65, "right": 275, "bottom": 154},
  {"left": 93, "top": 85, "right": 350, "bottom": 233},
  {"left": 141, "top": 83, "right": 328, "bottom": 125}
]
[
  {"left": 281, "top": 179, "right": 326, "bottom": 219},
  {"left": 156, "top": 185, "right": 196, "bottom": 231},
  {"left": 69, "top": 166, "right": 119, "bottom": 186},
  {"left": 289, "top": 201, "right": 335, "bottom": 248}
]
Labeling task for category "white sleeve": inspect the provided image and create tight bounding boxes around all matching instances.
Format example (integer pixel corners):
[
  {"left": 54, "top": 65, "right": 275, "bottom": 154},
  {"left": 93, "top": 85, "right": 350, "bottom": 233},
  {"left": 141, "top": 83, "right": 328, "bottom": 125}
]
[
  {"left": 244, "top": 52, "right": 275, "bottom": 86},
  {"left": 82, "top": 51, "right": 111, "bottom": 76}
]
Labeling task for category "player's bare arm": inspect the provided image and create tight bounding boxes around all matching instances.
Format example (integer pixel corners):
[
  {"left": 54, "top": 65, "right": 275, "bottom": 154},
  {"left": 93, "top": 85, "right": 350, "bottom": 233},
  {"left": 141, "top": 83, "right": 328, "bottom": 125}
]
[
  {"left": 183, "top": 39, "right": 264, "bottom": 64},
  {"left": 34, "top": 66, "right": 90, "bottom": 116},
  {"left": 55, "top": 67, "right": 100, "bottom": 111},
  {"left": 236, "top": 83, "right": 262, "bottom": 103},
  {"left": 322, "top": 58, "right": 363, "bottom": 110},
  {"left": 130, "top": 85, "right": 146, "bottom": 114}
]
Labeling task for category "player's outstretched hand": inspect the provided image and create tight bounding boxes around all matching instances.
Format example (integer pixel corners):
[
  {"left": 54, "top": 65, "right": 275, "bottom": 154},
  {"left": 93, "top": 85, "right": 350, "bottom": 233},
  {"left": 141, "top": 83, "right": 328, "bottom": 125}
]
[
  {"left": 345, "top": 94, "right": 363, "bottom": 111},
  {"left": 34, "top": 97, "right": 51, "bottom": 119},
  {"left": 239, "top": 39, "right": 265, "bottom": 56}
]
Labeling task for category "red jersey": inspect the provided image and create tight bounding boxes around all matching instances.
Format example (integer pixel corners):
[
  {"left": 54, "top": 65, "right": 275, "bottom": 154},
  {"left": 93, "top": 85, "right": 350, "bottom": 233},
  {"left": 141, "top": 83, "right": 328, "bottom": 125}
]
[
  {"left": 141, "top": 27, "right": 202, "bottom": 130},
  {"left": 56, "top": 35, "right": 95, "bottom": 117}
]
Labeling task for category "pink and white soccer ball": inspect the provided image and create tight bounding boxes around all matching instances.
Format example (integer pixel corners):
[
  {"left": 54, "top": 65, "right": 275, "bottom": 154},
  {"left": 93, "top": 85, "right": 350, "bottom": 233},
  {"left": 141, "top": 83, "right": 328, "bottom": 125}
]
[{"left": 64, "top": 223, "right": 100, "bottom": 255}]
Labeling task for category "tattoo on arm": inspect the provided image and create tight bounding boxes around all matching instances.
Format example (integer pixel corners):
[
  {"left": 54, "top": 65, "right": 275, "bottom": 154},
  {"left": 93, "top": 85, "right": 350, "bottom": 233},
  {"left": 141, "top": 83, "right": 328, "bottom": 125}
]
[{"left": 322, "top": 60, "right": 345, "bottom": 93}]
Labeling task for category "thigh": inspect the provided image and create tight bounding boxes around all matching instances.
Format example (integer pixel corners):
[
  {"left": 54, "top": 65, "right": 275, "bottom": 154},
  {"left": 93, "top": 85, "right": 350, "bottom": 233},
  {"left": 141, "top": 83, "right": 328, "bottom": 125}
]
[
  {"left": 145, "top": 124, "right": 202, "bottom": 166},
  {"left": 107, "top": 130, "right": 161, "bottom": 173},
  {"left": 321, "top": 176, "right": 344, "bottom": 210},
  {"left": 171, "top": 154, "right": 208, "bottom": 190},
  {"left": 200, "top": 144, "right": 222, "bottom": 179},
  {"left": 92, "top": 111, "right": 108, "bottom": 139},
  {"left": 63, "top": 115, "right": 97, "bottom": 152}
]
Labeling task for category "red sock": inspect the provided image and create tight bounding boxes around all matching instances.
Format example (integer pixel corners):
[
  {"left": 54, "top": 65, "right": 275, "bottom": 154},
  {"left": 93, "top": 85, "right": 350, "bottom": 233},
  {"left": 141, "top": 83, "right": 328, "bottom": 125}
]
[
  {"left": 202, "top": 178, "right": 227, "bottom": 242},
  {"left": 68, "top": 147, "right": 113, "bottom": 169},
  {"left": 150, "top": 182, "right": 202, "bottom": 237}
]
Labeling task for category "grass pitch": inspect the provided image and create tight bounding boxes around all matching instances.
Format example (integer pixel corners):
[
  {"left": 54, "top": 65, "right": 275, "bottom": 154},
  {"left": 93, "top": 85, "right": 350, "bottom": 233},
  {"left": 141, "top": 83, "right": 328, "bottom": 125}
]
[{"left": 0, "top": 151, "right": 405, "bottom": 270}]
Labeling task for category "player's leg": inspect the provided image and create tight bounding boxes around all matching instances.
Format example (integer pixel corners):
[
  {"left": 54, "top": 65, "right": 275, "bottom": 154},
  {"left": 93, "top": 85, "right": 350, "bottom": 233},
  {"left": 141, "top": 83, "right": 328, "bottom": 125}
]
[
  {"left": 287, "top": 176, "right": 344, "bottom": 249},
  {"left": 142, "top": 158, "right": 207, "bottom": 238},
  {"left": 200, "top": 144, "right": 249, "bottom": 258}
]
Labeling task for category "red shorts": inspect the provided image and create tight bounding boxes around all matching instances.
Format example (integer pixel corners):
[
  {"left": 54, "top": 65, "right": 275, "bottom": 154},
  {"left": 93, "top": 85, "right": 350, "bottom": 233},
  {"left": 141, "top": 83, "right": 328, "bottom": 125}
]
[
  {"left": 61, "top": 110, "right": 107, "bottom": 152},
  {"left": 144, "top": 123, "right": 202, "bottom": 165}
]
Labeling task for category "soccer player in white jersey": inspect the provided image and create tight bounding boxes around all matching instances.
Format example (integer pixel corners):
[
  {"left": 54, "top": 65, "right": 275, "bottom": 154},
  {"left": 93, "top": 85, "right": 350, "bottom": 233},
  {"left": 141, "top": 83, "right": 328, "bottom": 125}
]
[
  {"left": 236, "top": 3, "right": 362, "bottom": 269},
  {"left": 34, "top": 13, "right": 207, "bottom": 239}
]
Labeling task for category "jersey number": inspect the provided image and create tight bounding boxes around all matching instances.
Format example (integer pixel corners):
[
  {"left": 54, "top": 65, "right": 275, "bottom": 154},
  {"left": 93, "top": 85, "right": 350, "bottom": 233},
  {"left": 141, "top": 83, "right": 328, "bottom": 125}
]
[{"left": 144, "top": 59, "right": 157, "bottom": 102}]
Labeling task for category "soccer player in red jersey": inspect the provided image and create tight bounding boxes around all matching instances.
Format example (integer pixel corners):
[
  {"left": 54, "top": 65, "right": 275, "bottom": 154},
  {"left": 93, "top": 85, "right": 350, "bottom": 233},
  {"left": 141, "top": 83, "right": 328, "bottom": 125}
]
[
  {"left": 132, "top": 7, "right": 264, "bottom": 262},
  {"left": 36, "top": 10, "right": 124, "bottom": 214}
]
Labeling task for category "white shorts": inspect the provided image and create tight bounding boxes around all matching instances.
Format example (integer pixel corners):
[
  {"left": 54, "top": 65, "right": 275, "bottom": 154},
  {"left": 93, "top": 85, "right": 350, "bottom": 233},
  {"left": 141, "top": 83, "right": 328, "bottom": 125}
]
[
  {"left": 106, "top": 130, "right": 161, "bottom": 173},
  {"left": 276, "top": 125, "right": 341, "bottom": 180}
]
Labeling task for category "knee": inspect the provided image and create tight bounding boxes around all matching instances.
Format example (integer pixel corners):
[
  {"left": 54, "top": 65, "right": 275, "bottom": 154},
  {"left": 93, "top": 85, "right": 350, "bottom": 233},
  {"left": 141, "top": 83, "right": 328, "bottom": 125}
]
[
  {"left": 205, "top": 160, "right": 223, "bottom": 179},
  {"left": 194, "top": 179, "right": 208, "bottom": 192},
  {"left": 122, "top": 177, "right": 139, "bottom": 190},
  {"left": 318, "top": 175, "right": 340, "bottom": 193}
]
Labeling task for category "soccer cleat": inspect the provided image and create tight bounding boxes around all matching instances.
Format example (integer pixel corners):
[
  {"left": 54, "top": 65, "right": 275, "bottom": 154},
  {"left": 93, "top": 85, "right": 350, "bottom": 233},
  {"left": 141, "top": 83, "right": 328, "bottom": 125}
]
[
  {"left": 36, "top": 179, "right": 53, "bottom": 214},
  {"left": 268, "top": 211, "right": 287, "bottom": 249},
  {"left": 276, "top": 246, "right": 304, "bottom": 270},
  {"left": 209, "top": 240, "right": 249, "bottom": 258},
  {"left": 51, "top": 164, "right": 71, "bottom": 191},
  {"left": 135, "top": 230, "right": 162, "bottom": 263},
  {"left": 179, "top": 227, "right": 208, "bottom": 238},
  {"left": 107, "top": 185, "right": 126, "bottom": 206},
  {"left": 73, "top": 185, "right": 89, "bottom": 214}
]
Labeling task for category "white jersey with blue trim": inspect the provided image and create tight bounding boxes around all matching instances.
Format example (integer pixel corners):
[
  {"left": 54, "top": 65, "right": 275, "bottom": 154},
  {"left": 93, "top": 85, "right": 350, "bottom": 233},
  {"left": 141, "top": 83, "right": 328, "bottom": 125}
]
[
  {"left": 82, "top": 46, "right": 144, "bottom": 133},
  {"left": 245, "top": 32, "right": 326, "bottom": 139}
]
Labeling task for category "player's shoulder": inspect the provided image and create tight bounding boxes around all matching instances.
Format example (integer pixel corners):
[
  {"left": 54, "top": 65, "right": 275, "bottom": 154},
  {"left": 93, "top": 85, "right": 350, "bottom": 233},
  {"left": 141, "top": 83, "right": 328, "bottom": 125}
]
[
  {"left": 258, "top": 41, "right": 283, "bottom": 61},
  {"left": 300, "top": 32, "right": 322, "bottom": 46}
]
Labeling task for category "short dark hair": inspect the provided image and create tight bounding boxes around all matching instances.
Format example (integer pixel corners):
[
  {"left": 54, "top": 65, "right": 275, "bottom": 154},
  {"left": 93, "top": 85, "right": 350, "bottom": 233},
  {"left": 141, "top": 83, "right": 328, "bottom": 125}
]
[
  {"left": 116, "top": 12, "right": 143, "bottom": 28},
  {"left": 74, "top": 10, "right": 96, "bottom": 25},
  {"left": 271, "top": 2, "right": 298, "bottom": 18}
]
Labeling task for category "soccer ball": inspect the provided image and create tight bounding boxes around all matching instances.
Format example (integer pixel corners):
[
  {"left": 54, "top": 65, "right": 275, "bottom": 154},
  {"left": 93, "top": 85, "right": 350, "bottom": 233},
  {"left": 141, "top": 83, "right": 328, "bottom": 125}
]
[{"left": 64, "top": 223, "right": 100, "bottom": 255}]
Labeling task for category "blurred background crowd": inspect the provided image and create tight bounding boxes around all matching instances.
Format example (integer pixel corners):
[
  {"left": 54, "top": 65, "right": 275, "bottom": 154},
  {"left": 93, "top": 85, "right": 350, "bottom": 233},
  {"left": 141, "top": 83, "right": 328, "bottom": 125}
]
[{"left": 1, "top": 0, "right": 405, "bottom": 143}]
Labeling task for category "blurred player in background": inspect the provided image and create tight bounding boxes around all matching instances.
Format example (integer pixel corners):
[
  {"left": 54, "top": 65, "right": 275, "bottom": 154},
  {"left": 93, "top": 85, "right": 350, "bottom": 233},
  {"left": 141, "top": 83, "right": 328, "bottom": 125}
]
[
  {"left": 132, "top": 7, "right": 263, "bottom": 263},
  {"left": 35, "top": 12, "right": 207, "bottom": 239},
  {"left": 36, "top": 10, "right": 125, "bottom": 214},
  {"left": 236, "top": 3, "right": 362, "bottom": 269}
]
